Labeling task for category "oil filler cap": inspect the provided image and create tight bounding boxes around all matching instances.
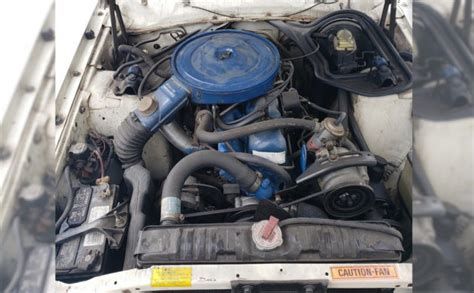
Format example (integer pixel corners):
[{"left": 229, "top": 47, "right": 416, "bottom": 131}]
[{"left": 172, "top": 30, "right": 280, "bottom": 104}]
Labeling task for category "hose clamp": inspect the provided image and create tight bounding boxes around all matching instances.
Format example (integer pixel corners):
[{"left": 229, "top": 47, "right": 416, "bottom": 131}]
[
  {"left": 248, "top": 172, "right": 263, "bottom": 193},
  {"left": 313, "top": 120, "right": 322, "bottom": 133},
  {"left": 160, "top": 197, "right": 181, "bottom": 224}
]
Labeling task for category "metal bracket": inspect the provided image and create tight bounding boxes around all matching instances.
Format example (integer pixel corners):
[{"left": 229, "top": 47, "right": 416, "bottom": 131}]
[
  {"left": 113, "top": 70, "right": 143, "bottom": 96},
  {"left": 56, "top": 201, "right": 129, "bottom": 249},
  {"left": 296, "top": 151, "right": 377, "bottom": 184},
  {"left": 231, "top": 280, "right": 328, "bottom": 293}
]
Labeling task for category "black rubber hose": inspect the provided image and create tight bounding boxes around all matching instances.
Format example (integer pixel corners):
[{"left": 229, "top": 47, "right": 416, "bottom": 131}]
[
  {"left": 215, "top": 111, "right": 265, "bottom": 130},
  {"left": 160, "top": 121, "right": 203, "bottom": 154},
  {"left": 191, "top": 172, "right": 225, "bottom": 189},
  {"left": 337, "top": 89, "right": 350, "bottom": 130},
  {"left": 113, "top": 113, "right": 153, "bottom": 168},
  {"left": 122, "top": 164, "right": 154, "bottom": 269},
  {"left": 113, "top": 58, "right": 143, "bottom": 79},
  {"left": 301, "top": 95, "right": 347, "bottom": 125},
  {"left": 161, "top": 150, "right": 259, "bottom": 224},
  {"left": 108, "top": 0, "right": 121, "bottom": 63},
  {"left": 195, "top": 110, "right": 318, "bottom": 144},
  {"left": 399, "top": 51, "right": 413, "bottom": 63},
  {"left": 346, "top": 110, "right": 393, "bottom": 168},
  {"left": 118, "top": 45, "right": 154, "bottom": 66},
  {"left": 117, "top": 46, "right": 170, "bottom": 82},
  {"left": 55, "top": 166, "right": 74, "bottom": 233},
  {"left": 137, "top": 56, "right": 171, "bottom": 100},
  {"left": 227, "top": 152, "right": 293, "bottom": 188}
]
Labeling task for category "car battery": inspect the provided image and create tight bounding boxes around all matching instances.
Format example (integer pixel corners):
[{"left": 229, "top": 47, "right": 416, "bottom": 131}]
[{"left": 56, "top": 184, "right": 119, "bottom": 281}]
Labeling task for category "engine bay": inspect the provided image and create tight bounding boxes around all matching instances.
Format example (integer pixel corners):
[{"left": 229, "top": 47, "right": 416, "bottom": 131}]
[{"left": 55, "top": 5, "right": 413, "bottom": 282}]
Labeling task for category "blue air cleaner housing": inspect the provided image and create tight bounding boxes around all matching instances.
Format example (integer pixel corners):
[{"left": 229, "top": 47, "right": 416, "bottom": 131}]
[
  {"left": 135, "top": 30, "right": 280, "bottom": 131},
  {"left": 172, "top": 30, "right": 280, "bottom": 104}
]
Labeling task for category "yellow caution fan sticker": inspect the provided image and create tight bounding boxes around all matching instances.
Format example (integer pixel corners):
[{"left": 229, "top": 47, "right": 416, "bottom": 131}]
[
  {"left": 331, "top": 265, "right": 398, "bottom": 279},
  {"left": 151, "top": 267, "right": 192, "bottom": 287}
]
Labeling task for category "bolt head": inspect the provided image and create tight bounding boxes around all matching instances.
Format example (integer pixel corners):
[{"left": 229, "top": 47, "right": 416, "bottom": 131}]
[
  {"left": 41, "top": 28, "right": 55, "bottom": 41},
  {"left": 55, "top": 115, "right": 64, "bottom": 126},
  {"left": 84, "top": 29, "right": 95, "bottom": 40}
]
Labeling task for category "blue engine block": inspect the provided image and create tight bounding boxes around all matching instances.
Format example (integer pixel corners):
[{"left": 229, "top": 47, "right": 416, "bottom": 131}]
[{"left": 218, "top": 98, "right": 287, "bottom": 200}]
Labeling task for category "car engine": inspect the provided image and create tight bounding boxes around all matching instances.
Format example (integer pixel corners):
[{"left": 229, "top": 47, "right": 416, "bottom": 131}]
[{"left": 55, "top": 6, "right": 412, "bottom": 282}]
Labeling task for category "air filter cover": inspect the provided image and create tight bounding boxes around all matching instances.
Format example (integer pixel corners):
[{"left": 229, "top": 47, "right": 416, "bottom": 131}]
[{"left": 172, "top": 30, "right": 280, "bottom": 104}]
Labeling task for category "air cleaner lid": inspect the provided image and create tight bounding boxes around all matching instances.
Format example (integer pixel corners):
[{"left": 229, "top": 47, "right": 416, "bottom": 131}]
[{"left": 172, "top": 30, "right": 280, "bottom": 104}]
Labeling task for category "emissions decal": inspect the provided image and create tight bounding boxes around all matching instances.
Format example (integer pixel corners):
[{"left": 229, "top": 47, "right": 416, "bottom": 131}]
[{"left": 151, "top": 267, "right": 192, "bottom": 287}]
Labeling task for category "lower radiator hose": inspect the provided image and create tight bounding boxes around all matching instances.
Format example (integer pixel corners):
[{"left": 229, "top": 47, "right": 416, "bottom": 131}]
[{"left": 122, "top": 164, "right": 154, "bottom": 269}]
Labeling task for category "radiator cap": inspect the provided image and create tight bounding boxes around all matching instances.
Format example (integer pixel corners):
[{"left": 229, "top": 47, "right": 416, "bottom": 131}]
[{"left": 251, "top": 216, "right": 283, "bottom": 250}]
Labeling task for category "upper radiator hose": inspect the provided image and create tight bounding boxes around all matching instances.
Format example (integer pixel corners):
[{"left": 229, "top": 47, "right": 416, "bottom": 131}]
[{"left": 161, "top": 150, "right": 267, "bottom": 224}]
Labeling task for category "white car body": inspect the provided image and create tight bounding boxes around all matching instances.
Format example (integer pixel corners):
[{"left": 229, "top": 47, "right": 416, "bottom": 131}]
[{"left": 54, "top": 0, "right": 414, "bottom": 291}]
